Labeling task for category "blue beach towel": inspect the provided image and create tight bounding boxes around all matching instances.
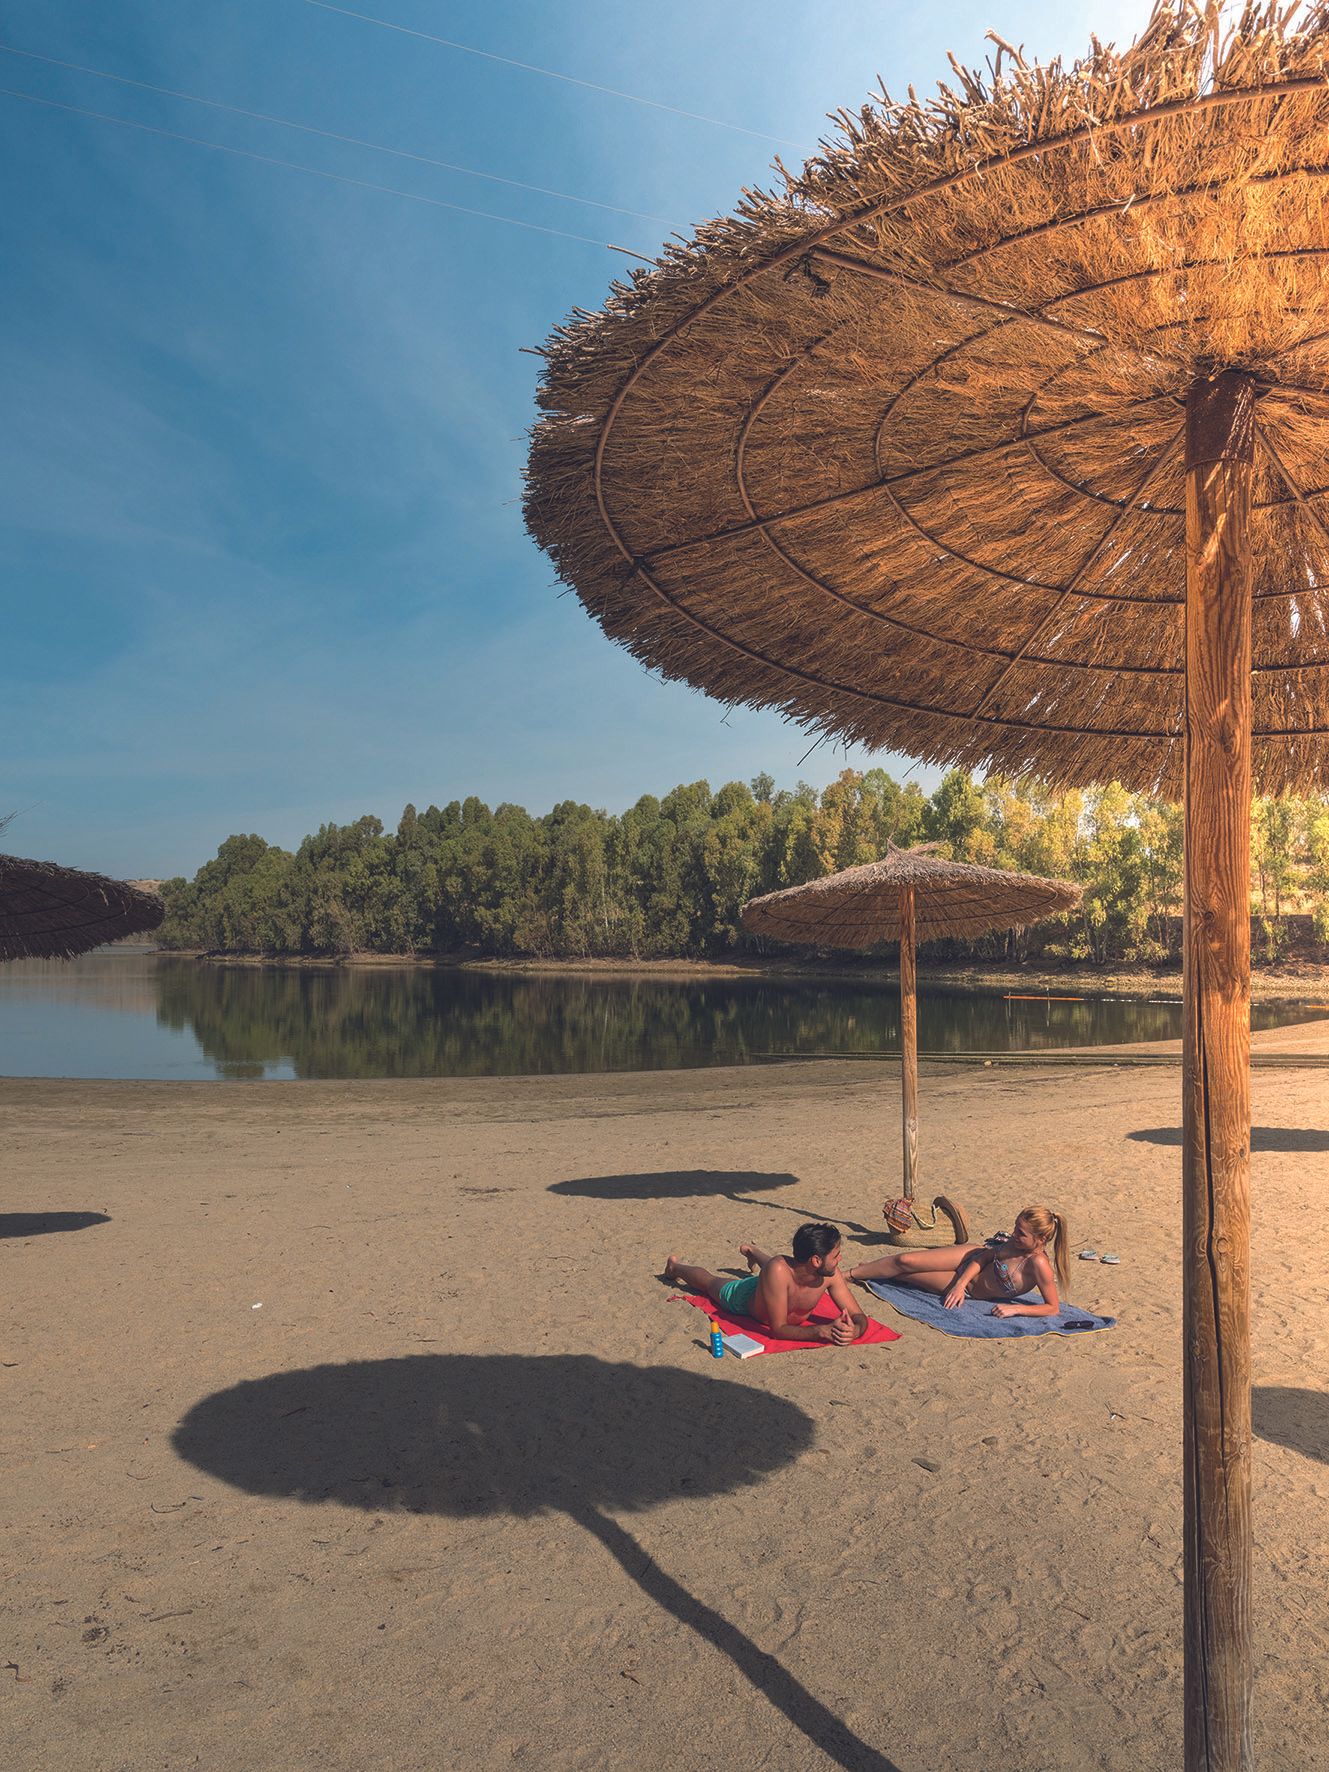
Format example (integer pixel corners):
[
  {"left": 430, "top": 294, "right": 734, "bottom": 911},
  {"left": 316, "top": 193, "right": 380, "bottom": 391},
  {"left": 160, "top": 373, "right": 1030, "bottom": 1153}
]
[{"left": 863, "top": 1280, "right": 1115, "bottom": 1339}]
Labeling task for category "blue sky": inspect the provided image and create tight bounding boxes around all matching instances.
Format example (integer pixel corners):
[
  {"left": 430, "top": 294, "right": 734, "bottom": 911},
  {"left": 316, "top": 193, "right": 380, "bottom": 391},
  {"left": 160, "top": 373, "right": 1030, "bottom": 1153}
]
[{"left": 1, "top": 0, "right": 1150, "bottom": 878}]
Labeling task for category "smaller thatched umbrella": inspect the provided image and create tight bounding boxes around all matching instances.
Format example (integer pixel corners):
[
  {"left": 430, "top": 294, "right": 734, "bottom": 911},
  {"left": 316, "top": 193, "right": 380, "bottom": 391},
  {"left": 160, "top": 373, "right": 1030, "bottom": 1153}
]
[
  {"left": 0, "top": 853, "right": 164, "bottom": 961},
  {"left": 742, "top": 843, "right": 1080, "bottom": 1217}
]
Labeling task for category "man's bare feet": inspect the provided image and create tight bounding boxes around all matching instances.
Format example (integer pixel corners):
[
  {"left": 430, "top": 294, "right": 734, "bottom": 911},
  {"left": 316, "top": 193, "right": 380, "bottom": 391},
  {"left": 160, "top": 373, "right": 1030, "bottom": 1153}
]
[
  {"left": 738, "top": 1242, "right": 759, "bottom": 1272},
  {"left": 664, "top": 1254, "right": 680, "bottom": 1283}
]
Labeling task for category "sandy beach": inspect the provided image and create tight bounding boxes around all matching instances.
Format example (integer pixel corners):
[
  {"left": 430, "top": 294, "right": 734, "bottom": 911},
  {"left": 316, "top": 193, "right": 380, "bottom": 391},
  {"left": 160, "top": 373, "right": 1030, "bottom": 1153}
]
[{"left": 5, "top": 1037, "right": 1329, "bottom": 1771}]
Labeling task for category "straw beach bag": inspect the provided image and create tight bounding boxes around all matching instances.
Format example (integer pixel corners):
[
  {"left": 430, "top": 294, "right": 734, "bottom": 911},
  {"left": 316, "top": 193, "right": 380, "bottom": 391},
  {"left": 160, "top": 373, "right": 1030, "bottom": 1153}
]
[{"left": 882, "top": 1195, "right": 971, "bottom": 1248}]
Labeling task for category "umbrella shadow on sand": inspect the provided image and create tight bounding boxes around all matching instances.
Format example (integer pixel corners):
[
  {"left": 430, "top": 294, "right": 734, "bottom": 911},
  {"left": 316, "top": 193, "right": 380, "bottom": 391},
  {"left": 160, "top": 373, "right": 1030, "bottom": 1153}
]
[
  {"left": 1253, "top": 1386, "right": 1329, "bottom": 1465},
  {"left": 1, "top": 1210, "right": 110, "bottom": 1239},
  {"left": 174, "top": 1353, "right": 900, "bottom": 1772},
  {"left": 1128, "top": 1127, "right": 1329, "bottom": 1152},
  {"left": 549, "top": 1171, "right": 875, "bottom": 1234}
]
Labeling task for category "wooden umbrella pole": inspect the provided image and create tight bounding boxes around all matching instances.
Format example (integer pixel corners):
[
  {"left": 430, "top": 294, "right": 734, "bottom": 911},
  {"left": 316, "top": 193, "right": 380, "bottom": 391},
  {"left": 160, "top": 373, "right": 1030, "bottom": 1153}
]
[
  {"left": 899, "top": 882, "right": 918, "bottom": 1200},
  {"left": 1182, "top": 370, "right": 1255, "bottom": 1772}
]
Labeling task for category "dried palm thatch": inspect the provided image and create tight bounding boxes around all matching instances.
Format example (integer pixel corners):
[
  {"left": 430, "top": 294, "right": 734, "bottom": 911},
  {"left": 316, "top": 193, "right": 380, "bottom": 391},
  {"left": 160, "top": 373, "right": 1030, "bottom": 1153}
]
[
  {"left": 0, "top": 854, "right": 164, "bottom": 962},
  {"left": 527, "top": 1, "right": 1329, "bottom": 798},
  {"left": 741, "top": 843, "right": 1080, "bottom": 946}
]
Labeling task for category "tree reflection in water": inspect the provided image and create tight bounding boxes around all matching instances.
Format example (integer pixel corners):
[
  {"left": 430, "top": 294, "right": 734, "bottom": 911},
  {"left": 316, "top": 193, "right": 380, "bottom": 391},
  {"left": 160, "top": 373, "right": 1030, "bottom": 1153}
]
[{"left": 141, "top": 962, "right": 1324, "bottom": 1081}]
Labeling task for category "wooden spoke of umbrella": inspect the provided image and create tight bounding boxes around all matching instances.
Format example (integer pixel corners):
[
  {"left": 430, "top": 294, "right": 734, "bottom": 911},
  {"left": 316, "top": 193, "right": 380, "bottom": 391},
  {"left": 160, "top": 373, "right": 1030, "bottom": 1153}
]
[
  {"left": 1026, "top": 242, "right": 1329, "bottom": 321},
  {"left": 588, "top": 106, "right": 1329, "bottom": 575},
  {"left": 584, "top": 69, "right": 1329, "bottom": 497},
  {"left": 964, "top": 424, "right": 1187, "bottom": 721},
  {"left": 1264, "top": 326, "right": 1329, "bottom": 365},
  {"left": 868, "top": 311, "right": 1082, "bottom": 484},
  {"left": 620, "top": 551, "right": 1182, "bottom": 740},
  {"left": 1016, "top": 367, "right": 1186, "bottom": 514},
  {"left": 729, "top": 323, "right": 1150, "bottom": 661},
  {"left": 731, "top": 329, "right": 1060, "bottom": 667},
  {"left": 802, "top": 246, "right": 1113, "bottom": 348},
  {"left": 873, "top": 398, "right": 1177, "bottom": 606},
  {"left": 620, "top": 540, "right": 1329, "bottom": 747},
  {"left": 872, "top": 331, "right": 1175, "bottom": 510},
  {"left": 658, "top": 374, "right": 1329, "bottom": 702},
  {"left": 1256, "top": 426, "right": 1329, "bottom": 554},
  {"left": 939, "top": 159, "right": 1329, "bottom": 273},
  {"left": 637, "top": 392, "right": 1177, "bottom": 568},
  {"left": 1258, "top": 381, "right": 1329, "bottom": 406},
  {"left": 640, "top": 379, "right": 1329, "bottom": 572},
  {"left": 731, "top": 334, "right": 1186, "bottom": 671},
  {"left": 628, "top": 246, "right": 1329, "bottom": 580},
  {"left": 997, "top": 379, "right": 1329, "bottom": 578}
]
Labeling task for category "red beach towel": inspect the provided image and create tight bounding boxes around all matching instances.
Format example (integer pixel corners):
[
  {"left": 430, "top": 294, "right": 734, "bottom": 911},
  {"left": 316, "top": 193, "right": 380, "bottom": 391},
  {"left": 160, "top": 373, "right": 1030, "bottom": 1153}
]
[{"left": 676, "top": 1290, "right": 900, "bottom": 1353}]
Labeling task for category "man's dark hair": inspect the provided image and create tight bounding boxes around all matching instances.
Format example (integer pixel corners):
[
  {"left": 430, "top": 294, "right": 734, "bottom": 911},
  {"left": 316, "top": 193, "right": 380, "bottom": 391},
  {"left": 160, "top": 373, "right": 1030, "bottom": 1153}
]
[{"left": 791, "top": 1222, "right": 841, "bottom": 1263}]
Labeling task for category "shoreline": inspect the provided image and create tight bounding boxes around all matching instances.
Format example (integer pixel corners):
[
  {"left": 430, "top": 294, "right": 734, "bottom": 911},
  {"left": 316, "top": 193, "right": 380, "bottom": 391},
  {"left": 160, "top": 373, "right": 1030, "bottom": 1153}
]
[{"left": 151, "top": 947, "right": 1329, "bottom": 1003}]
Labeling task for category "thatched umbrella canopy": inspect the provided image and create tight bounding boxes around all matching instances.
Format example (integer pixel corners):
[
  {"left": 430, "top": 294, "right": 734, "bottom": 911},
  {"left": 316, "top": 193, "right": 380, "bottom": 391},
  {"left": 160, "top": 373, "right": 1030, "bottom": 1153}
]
[
  {"left": 741, "top": 843, "right": 1080, "bottom": 947},
  {"left": 0, "top": 854, "right": 164, "bottom": 961},
  {"left": 743, "top": 844, "right": 1080, "bottom": 1210},
  {"left": 524, "top": 5, "right": 1324, "bottom": 1761}
]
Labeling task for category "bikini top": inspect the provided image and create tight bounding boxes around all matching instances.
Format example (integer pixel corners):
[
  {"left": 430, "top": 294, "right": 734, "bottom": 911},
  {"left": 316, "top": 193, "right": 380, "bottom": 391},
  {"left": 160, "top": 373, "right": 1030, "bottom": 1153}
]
[{"left": 989, "top": 1247, "right": 1023, "bottom": 1297}]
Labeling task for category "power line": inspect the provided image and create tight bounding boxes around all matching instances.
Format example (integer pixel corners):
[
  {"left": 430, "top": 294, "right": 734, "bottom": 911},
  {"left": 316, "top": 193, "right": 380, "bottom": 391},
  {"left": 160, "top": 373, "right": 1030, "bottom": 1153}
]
[
  {"left": 0, "top": 42, "right": 673, "bottom": 224},
  {"left": 303, "top": 0, "right": 801, "bottom": 147},
  {"left": 1, "top": 87, "right": 621, "bottom": 247}
]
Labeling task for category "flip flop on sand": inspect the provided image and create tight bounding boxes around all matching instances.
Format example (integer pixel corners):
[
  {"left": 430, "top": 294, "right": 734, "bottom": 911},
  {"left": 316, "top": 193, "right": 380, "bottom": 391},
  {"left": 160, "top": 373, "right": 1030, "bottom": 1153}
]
[
  {"left": 1100, "top": 1253, "right": 1121, "bottom": 1264},
  {"left": 1078, "top": 1249, "right": 1099, "bottom": 1261}
]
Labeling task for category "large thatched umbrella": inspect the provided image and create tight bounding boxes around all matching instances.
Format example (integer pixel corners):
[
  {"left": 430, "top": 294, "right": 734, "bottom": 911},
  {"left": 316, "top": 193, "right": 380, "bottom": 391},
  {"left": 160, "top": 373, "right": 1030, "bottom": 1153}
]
[
  {"left": 524, "top": 6, "right": 1329, "bottom": 1760},
  {"left": 741, "top": 843, "right": 1080, "bottom": 1207},
  {"left": 0, "top": 854, "right": 163, "bottom": 961}
]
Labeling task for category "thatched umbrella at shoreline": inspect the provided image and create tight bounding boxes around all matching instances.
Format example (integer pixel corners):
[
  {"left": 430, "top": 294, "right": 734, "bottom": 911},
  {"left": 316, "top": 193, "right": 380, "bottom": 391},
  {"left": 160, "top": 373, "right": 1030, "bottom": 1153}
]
[
  {"left": 523, "top": 6, "right": 1329, "bottom": 1761},
  {"left": 0, "top": 853, "right": 164, "bottom": 962},
  {"left": 741, "top": 844, "right": 1080, "bottom": 1223}
]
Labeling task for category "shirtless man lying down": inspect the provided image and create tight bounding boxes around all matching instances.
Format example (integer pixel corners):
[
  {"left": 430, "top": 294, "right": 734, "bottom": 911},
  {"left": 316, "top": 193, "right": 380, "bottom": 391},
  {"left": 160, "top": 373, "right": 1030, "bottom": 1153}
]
[{"left": 665, "top": 1222, "right": 869, "bottom": 1345}]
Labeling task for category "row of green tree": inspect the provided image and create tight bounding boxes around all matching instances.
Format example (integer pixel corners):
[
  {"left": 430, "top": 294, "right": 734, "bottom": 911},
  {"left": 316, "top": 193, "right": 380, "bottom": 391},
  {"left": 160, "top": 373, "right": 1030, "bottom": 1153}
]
[{"left": 156, "top": 769, "right": 1329, "bottom": 964}]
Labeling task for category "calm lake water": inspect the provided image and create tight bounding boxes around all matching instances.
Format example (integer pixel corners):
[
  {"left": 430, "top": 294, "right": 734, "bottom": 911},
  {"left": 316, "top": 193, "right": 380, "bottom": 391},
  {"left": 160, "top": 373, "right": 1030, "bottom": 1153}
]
[{"left": 0, "top": 950, "right": 1323, "bottom": 1081}]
